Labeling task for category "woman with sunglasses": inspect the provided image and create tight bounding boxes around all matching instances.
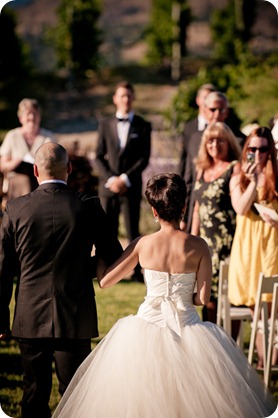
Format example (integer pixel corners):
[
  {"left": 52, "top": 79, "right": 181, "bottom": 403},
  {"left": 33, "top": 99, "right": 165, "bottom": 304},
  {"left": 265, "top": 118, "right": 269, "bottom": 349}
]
[{"left": 228, "top": 126, "right": 278, "bottom": 368}]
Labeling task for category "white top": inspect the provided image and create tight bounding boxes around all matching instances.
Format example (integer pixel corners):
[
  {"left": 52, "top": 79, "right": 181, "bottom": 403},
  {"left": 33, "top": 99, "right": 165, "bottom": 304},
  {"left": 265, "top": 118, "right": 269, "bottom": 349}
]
[{"left": 0, "top": 127, "right": 56, "bottom": 159}]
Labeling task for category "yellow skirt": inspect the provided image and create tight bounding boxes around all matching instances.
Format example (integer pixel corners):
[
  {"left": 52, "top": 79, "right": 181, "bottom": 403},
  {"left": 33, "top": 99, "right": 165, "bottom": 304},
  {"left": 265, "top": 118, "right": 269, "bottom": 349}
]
[{"left": 228, "top": 203, "right": 278, "bottom": 307}]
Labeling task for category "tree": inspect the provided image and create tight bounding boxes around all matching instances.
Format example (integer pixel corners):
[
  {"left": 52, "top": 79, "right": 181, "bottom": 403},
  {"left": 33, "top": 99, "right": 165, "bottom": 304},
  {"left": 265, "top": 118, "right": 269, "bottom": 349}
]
[
  {"left": 210, "top": 0, "right": 257, "bottom": 64},
  {"left": 0, "top": 8, "right": 32, "bottom": 128},
  {"left": 144, "top": 0, "right": 191, "bottom": 67},
  {"left": 0, "top": 7, "right": 30, "bottom": 81},
  {"left": 47, "top": 0, "right": 102, "bottom": 79}
]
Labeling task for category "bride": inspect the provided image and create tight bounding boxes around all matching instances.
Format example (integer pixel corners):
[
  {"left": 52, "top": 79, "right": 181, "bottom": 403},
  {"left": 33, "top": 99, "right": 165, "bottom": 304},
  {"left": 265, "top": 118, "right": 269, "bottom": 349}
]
[{"left": 53, "top": 173, "right": 276, "bottom": 418}]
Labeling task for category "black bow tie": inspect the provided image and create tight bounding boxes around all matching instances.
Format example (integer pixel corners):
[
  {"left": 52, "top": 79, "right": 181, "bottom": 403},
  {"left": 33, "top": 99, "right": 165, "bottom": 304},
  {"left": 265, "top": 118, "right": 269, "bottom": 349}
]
[{"left": 117, "top": 117, "right": 129, "bottom": 122}]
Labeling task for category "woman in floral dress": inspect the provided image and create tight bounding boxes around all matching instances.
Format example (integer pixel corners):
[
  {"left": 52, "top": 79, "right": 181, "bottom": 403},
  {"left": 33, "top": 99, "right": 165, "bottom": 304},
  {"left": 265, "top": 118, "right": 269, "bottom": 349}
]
[{"left": 191, "top": 122, "right": 241, "bottom": 323}]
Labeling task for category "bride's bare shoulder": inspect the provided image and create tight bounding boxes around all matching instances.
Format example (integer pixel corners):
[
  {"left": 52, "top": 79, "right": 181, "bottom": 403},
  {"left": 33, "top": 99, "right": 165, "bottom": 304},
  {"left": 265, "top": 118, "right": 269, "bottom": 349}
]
[{"left": 184, "top": 233, "right": 209, "bottom": 253}]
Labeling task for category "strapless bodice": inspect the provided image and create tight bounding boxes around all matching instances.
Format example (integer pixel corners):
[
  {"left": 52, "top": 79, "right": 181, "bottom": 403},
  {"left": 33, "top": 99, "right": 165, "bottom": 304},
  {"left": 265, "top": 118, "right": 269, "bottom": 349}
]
[
  {"left": 144, "top": 269, "right": 196, "bottom": 301},
  {"left": 137, "top": 269, "right": 200, "bottom": 336}
]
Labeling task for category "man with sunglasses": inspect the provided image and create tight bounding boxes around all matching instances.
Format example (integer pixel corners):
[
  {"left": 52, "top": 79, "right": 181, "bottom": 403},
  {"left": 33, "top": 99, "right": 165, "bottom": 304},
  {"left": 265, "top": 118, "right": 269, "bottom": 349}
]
[{"left": 178, "top": 83, "right": 216, "bottom": 179}]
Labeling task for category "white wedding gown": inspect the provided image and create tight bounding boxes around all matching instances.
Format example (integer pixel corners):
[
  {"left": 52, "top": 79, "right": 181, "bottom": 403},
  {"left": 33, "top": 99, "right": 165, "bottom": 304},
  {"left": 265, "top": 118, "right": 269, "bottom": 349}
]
[{"left": 52, "top": 270, "right": 276, "bottom": 418}]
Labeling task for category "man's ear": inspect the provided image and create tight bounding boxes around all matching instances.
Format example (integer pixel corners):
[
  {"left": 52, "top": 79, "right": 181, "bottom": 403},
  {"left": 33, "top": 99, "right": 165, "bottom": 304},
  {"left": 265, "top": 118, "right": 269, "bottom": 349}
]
[
  {"left": 67, "top": 161, "right": 72, "bottom": 175},
  {"left": 33, "top": 164, "right": 39, "bottom": 178}
]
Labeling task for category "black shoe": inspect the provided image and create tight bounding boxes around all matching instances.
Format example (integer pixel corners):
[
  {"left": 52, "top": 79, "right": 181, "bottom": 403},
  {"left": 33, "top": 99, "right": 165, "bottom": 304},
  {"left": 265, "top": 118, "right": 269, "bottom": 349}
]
[{"left": 131, "top": 272, "right": 144, "bottom": 283}]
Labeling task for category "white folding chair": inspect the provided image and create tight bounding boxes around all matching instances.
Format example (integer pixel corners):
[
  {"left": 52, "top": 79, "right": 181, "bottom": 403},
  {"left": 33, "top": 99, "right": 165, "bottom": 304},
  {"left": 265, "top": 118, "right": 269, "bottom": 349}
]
[
  {"left": 248, "top": 273, "right": 278, "bottom": 385},
  {"left": 264, "top": 282, "right": 278, "bottom": 387},
  {"left": 217, "top": 260, "right": 253, "bottom": 349}
]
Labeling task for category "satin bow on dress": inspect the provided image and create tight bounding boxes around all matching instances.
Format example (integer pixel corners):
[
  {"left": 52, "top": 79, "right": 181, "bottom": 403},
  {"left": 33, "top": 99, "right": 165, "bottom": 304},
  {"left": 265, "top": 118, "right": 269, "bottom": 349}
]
[{"left": 140, "top": 271, "right": 197, "bottom": 338}]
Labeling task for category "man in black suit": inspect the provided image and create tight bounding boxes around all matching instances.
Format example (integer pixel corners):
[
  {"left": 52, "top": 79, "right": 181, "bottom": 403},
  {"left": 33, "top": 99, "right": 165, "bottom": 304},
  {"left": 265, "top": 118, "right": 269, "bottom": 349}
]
[
  {"left": 95, "top": 81, "right": 152, "bottom": 282},
  {"left": 0, "top": 143, "right": 123, "bottom": 418},
  {"left": 181, "top": 91, "right": 246, "bottom": 232},
  {"left": 178, "top": 83, "right": 216, "bottom": 178}
]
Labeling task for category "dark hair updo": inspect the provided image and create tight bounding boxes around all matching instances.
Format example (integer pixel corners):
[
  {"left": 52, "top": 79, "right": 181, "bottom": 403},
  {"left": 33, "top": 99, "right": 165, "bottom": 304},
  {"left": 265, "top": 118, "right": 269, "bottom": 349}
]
[{"left": 145, "top": 173, "right": 186, "bottom": 222}]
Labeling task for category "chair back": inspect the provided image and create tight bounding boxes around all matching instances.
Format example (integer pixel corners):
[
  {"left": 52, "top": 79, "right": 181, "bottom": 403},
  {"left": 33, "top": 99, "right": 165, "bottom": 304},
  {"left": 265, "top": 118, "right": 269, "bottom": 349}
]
[
  {"left": 217, "top": 260, "right": 229, "bottom": 327},
  {"left": 265, "top": 283, "right": 278, "bottom": 386},
  {"left": 217, "top": 260, "right": 253, "bottom": 347},
  {"left": 248, "top": 273, "right": 278, "bottom": 367}
]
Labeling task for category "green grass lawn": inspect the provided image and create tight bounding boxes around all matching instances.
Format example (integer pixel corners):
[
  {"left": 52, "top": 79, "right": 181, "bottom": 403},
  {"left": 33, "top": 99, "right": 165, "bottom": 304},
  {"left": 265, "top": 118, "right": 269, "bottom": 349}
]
[{"left": 0, "top": 280, "right": 277, "bottom": 417}]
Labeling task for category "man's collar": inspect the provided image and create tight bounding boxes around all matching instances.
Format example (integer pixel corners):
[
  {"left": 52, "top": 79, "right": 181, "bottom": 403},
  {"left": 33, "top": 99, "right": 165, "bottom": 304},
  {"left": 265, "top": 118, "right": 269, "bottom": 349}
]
[
  {"left": 40, "top": 180, "right": 67, "bottom": 185},
  {"left": 198, "top": 114, "right": 208, "bottom": 131},
  {"left": 116, "top": 111, "right": 134, "bottom": 122}
]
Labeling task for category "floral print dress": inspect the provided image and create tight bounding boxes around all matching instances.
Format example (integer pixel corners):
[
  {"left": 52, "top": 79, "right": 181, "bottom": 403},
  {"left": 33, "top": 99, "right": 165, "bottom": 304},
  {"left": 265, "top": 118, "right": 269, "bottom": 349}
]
[{"left": 193, "top": 161, "right": 237, "bottom": 299}]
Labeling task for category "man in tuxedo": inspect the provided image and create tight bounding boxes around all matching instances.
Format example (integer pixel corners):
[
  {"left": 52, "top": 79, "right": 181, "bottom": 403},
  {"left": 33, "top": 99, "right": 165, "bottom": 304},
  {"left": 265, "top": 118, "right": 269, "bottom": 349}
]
[
  {"left": 181, "top": 91, "right": 246, "bottom": 232},
  {"left": 95, "top": 81, "right": 152, "bottom": 282},
  {"left": 0, "top": 143, "right": 123, "bottom": 418}
]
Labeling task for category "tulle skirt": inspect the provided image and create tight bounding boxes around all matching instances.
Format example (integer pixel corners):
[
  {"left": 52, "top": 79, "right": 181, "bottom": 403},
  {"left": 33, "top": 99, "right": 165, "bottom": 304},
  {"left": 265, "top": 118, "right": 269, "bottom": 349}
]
[{"left": 52, "top": 315, "right": 277, "bottom": 418}]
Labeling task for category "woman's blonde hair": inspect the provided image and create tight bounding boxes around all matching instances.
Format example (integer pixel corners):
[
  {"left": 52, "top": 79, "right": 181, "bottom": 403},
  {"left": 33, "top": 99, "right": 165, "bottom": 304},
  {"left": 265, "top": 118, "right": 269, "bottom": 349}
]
[{"left": 194, "top": 122, "right": 241, "bottom": 171}]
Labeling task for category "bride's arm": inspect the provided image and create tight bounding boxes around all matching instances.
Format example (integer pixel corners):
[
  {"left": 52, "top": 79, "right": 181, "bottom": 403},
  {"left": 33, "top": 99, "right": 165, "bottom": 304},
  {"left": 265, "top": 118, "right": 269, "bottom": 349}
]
[
  {"left": 97, "top": 237, "right": 142, "bottom": 288},
  {"left": 193, "top": 239, "right": 212, "bottom": 306}
]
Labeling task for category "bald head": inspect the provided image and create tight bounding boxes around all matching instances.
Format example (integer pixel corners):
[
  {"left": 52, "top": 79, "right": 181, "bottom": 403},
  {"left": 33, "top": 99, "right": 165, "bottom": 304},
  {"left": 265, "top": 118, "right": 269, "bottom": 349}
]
[{"left": 34, "top": 143, "right": 71, "bottom": 183}]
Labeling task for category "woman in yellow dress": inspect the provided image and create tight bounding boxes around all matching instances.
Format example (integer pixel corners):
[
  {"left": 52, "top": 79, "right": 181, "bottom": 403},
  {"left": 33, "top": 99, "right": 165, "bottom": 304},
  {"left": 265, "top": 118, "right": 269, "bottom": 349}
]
[{"left": 228, "top": 126, "right": 278, "bottom": 368}]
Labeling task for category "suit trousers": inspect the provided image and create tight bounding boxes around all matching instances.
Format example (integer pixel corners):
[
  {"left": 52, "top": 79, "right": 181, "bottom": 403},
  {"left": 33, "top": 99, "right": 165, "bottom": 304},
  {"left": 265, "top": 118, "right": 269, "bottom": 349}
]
[
  {"left": 100, "top": 192, "right": 141, "bottom": 242},
  {"left": 17, "top": 338, "right": 91, "bottom": 418}
]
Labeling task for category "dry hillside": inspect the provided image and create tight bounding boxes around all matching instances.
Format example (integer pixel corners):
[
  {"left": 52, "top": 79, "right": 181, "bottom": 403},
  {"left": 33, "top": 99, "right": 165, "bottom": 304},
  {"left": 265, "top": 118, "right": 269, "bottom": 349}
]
[{"left": 6, "top": 0, "right": 278, "bottom": 156}]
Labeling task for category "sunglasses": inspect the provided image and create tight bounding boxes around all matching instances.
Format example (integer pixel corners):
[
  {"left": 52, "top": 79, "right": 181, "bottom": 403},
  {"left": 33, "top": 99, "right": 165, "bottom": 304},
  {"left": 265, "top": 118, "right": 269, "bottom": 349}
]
[
  {"left": 247, "top": 146, "right": 268, "bottom": 154},
  {"left": 207, "top": 107, "right": 226, "bottom": 114}
]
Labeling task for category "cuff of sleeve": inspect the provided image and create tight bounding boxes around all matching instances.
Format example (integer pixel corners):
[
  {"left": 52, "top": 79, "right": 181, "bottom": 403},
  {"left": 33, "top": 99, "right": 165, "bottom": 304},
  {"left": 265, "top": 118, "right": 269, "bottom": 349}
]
[
  {"left": 105, "top": 176, "right": 116, "bottom": 188},
  {"left": 120, "top": 173, "right": 131, "bottom": 188}
]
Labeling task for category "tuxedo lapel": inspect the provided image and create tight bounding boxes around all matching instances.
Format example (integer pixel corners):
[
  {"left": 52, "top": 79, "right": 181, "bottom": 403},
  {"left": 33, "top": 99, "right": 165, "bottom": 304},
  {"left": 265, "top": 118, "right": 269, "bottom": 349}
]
[{"left": 109, "top": 118, "right": 121, "bottom": 153}]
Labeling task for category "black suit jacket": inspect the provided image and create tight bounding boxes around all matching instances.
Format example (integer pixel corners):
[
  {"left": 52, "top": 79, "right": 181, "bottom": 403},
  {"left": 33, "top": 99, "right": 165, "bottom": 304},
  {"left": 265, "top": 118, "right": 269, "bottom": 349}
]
[
  {"left": 95, "top": 115, "right": 151, "bottom": 197},
  {"left": 0, "top": 183, "right": 123, "bottom": 339},
  {"left": 183, "top": 131, "right": 203, "bottom": 231},
  {"left": 178, "top": 117, "right": 198, "bottom": 178}
]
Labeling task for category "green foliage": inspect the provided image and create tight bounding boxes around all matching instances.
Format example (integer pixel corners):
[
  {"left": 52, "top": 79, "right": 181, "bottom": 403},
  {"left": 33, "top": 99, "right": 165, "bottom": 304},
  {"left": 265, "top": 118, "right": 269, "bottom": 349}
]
[
  {"left": 0, "top": 8, "right": 31, "bottom": 80},
  {"left": 210, "top": 0, "right": 257, "bottom": 63},
  {"left": 45, "top": 0, "right": 102, "bottom": 78},
  {"left": 0, "top": 8, "right": 33, "bottom": 128},
  {"left": 168, "top": 54, "right": 278, "bottom": 134},
  {"left": 144, "top": 0, "right": 191, "bottom": 66}
]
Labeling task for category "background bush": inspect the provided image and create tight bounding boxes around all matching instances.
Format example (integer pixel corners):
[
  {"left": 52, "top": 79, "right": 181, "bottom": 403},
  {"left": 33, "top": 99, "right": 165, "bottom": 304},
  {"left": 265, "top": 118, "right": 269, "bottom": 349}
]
[{"left": 167, "top": 53, "right": 278, "bottom": 135}]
